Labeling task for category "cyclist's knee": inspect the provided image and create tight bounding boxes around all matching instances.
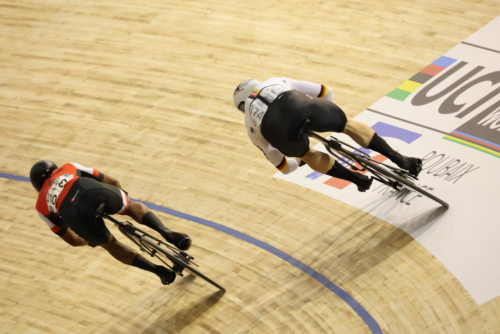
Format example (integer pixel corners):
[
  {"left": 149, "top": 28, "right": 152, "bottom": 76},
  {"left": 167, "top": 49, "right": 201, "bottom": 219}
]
[
  {"left": 301, "top": 148, "right": 316, "bottom": 161},
  {"left": 127, "top": 201, "right": 149, "bottom": 219},
  {"left": 99, "top": 234, "right": 118, "bottom": 249},
  {"left": 100, "top": 234, "right": 134, "bottom": 252},
  {"left": 343, "top": 117, "right": 355, "bottom": 133},
  {"left": 301, "top": 149, "right": 334, "bottom": 173}
]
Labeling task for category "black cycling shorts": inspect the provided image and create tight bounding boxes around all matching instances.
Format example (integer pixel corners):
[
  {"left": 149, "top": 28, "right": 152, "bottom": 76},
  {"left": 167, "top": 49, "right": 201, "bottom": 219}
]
[
  {"left": 59, "top": 178, "right": 128, "bottom": 246},
  {"left": 260, "top": 90, "right": 347, "bottom": 157}
]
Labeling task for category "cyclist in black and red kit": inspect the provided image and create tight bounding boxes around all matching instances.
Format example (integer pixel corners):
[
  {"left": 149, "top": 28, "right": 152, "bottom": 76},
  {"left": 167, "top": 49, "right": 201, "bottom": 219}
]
[{"left": 31, "top": 160, "right": 192, "bottom": 285}]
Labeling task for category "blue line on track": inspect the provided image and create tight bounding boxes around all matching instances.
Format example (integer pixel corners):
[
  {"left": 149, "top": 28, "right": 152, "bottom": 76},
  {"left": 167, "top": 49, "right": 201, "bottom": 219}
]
[
  {"left": 2, "top": 172, "right": 382, "bottom": 334},
  {"left": 0, "top": 172, "right": 30, "bottom": 182}
]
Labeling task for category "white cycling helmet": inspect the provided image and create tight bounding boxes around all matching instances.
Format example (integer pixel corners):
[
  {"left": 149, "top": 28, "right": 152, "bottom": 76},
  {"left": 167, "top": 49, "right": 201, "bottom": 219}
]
[{"left": 233, "top": 79, "right": 260, "bottom": 113}]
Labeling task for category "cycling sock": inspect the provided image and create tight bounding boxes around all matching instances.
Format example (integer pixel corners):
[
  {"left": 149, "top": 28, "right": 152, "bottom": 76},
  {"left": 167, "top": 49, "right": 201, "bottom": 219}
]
[
  {"left": 368, "top": 133, "right": 404, "bottom": 165},
  {"left": 140, "top": 211, "right": 172, "bottom": 237},
  {"left": 131, "top": 254, "right": 162, "bottom": 276},
  {"left": 325, "top": 160, "right": 368, "bottom": 184}
]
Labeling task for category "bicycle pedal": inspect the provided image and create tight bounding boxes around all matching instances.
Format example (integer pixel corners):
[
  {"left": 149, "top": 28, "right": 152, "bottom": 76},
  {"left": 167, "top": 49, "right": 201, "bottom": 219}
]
[{"left": 391, "top": 181, "right": 404, "bottom": 191}]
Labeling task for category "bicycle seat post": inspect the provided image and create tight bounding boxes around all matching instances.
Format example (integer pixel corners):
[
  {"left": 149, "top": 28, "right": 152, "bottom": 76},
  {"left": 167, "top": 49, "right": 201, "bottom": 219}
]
[
  {"left": 297, "top": 119, "right": 311, "bottom": 140},
  {"left": 95, "top": 203, "right": 106, "bottom": 218}
]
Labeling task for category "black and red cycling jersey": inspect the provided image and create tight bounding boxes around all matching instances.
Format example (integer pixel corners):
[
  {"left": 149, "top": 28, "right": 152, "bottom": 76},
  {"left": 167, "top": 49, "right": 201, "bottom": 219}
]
[{"left": 35, "top": 163, "right": 128, "bottom": 236}]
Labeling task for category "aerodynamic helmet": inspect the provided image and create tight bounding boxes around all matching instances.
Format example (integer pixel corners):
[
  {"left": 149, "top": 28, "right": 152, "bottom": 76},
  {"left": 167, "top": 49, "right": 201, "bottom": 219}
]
[
  {"left": 233, "top": 79, "right": 260, "bottom": 113},
  {"left": 29, "top": 160, "right": 58, "bottom": 192}
]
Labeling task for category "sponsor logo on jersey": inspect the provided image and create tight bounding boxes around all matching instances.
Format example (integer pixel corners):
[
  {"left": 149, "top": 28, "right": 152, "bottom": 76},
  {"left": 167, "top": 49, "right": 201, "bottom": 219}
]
[{"left": 71, "top": 190, "right": 80, "bottom": 202}]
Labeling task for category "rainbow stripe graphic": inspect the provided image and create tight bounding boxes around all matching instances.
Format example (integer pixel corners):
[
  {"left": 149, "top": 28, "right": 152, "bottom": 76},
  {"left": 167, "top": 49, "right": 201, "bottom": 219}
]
[
  {"left": 444, "top": 131, "right": 500, "bottom": 158},
  {"left": 386, "top": 56, "right": 457, "bottom": 101}
]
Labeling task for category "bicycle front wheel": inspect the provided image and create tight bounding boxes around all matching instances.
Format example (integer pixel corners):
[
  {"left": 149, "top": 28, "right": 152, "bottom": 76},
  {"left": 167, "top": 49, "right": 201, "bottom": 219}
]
[{"left": 356, "top": 156, "right": 450, "bottom": 208}]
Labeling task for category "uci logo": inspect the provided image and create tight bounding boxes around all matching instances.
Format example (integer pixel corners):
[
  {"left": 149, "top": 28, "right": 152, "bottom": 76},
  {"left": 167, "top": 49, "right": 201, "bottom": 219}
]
[{"left": 389, "top": 55, "right": 500, "bottom": 157}]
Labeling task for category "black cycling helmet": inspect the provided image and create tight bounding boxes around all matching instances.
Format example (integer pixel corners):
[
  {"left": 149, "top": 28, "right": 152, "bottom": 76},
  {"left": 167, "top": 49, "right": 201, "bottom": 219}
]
[{"left": 30, "top": 160, "right": 58, "bottom": 192}]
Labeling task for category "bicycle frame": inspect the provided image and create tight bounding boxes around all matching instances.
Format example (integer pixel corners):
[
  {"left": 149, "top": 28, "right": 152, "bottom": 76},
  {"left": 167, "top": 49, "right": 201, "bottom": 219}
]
[{"left": 305, "top": 129, "right": 417, "bottom": 191}]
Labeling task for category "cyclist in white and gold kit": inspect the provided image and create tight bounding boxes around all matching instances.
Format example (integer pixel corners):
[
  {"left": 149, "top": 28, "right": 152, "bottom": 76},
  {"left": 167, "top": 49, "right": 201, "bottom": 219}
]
[{"left": 233, "top": 78, "right": 422, "bottom": 192}]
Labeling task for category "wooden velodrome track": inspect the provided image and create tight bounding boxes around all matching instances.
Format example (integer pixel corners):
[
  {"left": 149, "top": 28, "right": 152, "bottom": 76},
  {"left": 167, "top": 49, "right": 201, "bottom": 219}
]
[{"left": 1, "top": 0, "right": 499, "bottom": 333}]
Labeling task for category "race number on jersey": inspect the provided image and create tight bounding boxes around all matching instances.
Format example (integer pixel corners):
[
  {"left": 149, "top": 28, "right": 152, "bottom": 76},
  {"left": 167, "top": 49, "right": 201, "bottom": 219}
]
[
  {"left": 250, "top": 99, "right": 268, "bottom": 127},
  {"left": 46, "top": 174, "right": 74, "bottom": 213}
]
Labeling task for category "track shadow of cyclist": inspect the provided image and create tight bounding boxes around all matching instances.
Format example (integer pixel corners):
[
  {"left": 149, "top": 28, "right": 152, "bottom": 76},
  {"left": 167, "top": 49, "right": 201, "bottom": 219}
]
[
  {"left": 396, "top": 205, "right": 448, "bottom": 237},
  {"left": 356, "top": 192, "right": 450, "bottom": 240},
  {"left": 107, "top": 274, "right": 225, "bottom": 333},
  {"left": 144, "top": 288, "right": 225, "bottom": 333},
  {"left": 290, "top": 198, "right": 448, "bottom": 284}
]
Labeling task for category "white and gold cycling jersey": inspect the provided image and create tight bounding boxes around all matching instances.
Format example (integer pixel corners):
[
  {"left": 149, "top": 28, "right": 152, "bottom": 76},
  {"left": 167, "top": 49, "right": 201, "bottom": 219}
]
[{"left": 244, "top": 77, "right": 333, "bottom": 174}]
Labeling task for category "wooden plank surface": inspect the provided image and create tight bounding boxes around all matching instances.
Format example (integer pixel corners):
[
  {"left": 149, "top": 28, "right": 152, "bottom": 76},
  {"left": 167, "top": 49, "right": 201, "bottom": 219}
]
[{"left": 1, "top": 0, "right": 499, "bottom": 333}]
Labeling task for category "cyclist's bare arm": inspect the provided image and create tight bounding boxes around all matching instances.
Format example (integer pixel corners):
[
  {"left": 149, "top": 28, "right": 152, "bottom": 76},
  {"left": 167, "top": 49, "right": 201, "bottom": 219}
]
[
  {"left": 101, "top": 174, "right": 122, "bottom": 189},
  {"left": 37, "top": 213, "right": 88, "bottom": 247},
  {"left": 69, "top": 163, "right": 121, "bottom": 189},
  {"left": 60, "top": 228, "right": 88, "bottom": 247}
]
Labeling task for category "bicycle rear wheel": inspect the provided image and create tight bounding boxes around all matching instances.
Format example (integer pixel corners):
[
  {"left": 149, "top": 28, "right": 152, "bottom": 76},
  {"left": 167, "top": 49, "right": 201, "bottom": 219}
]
[
  {"left": 141, "top": 238, "right": 226, "bottom": 291},
  {"left": 356, "top": 156, "right": 450, "bottom": 208}
]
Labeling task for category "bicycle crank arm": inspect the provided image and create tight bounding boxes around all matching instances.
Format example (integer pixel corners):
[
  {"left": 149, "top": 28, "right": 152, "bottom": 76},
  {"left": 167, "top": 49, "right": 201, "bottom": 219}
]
[{"left": 172, "top": 263, "right": 185, "bottom": 276}]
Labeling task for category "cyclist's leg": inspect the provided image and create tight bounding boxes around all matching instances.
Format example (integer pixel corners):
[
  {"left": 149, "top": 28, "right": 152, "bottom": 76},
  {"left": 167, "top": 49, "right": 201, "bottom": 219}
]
[
  {"left": 99, "top": 234, "right": 136, "bottom": 264},
  {"left": 99, "top": 234, "right": 175, "bottom": 285},
  {"left": 342, "top": 117, "right": 375, "bottom": 148},
  {"left": 343, "top": 117, "right": 422, "bottom": 176},
  {"left": 126, "top": 202, "right": 191, "bottom": 251},
  {"left": 301, "top": 148, "right": 372, "bottom": 192},
  {"left": 301, "top": 148, "right": 334, "bottom": 173},
  {"left": 297, "top": 95, "right": 371, "bottom": 191}
]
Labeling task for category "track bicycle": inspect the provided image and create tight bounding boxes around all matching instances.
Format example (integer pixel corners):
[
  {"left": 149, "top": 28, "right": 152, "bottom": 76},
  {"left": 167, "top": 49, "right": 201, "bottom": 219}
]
[
  {"left": 96, "top": 204, "right": 226, "bottom": 291},
  {"left": 300, "top": 121, "right": 449, "bottom": 208}
]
